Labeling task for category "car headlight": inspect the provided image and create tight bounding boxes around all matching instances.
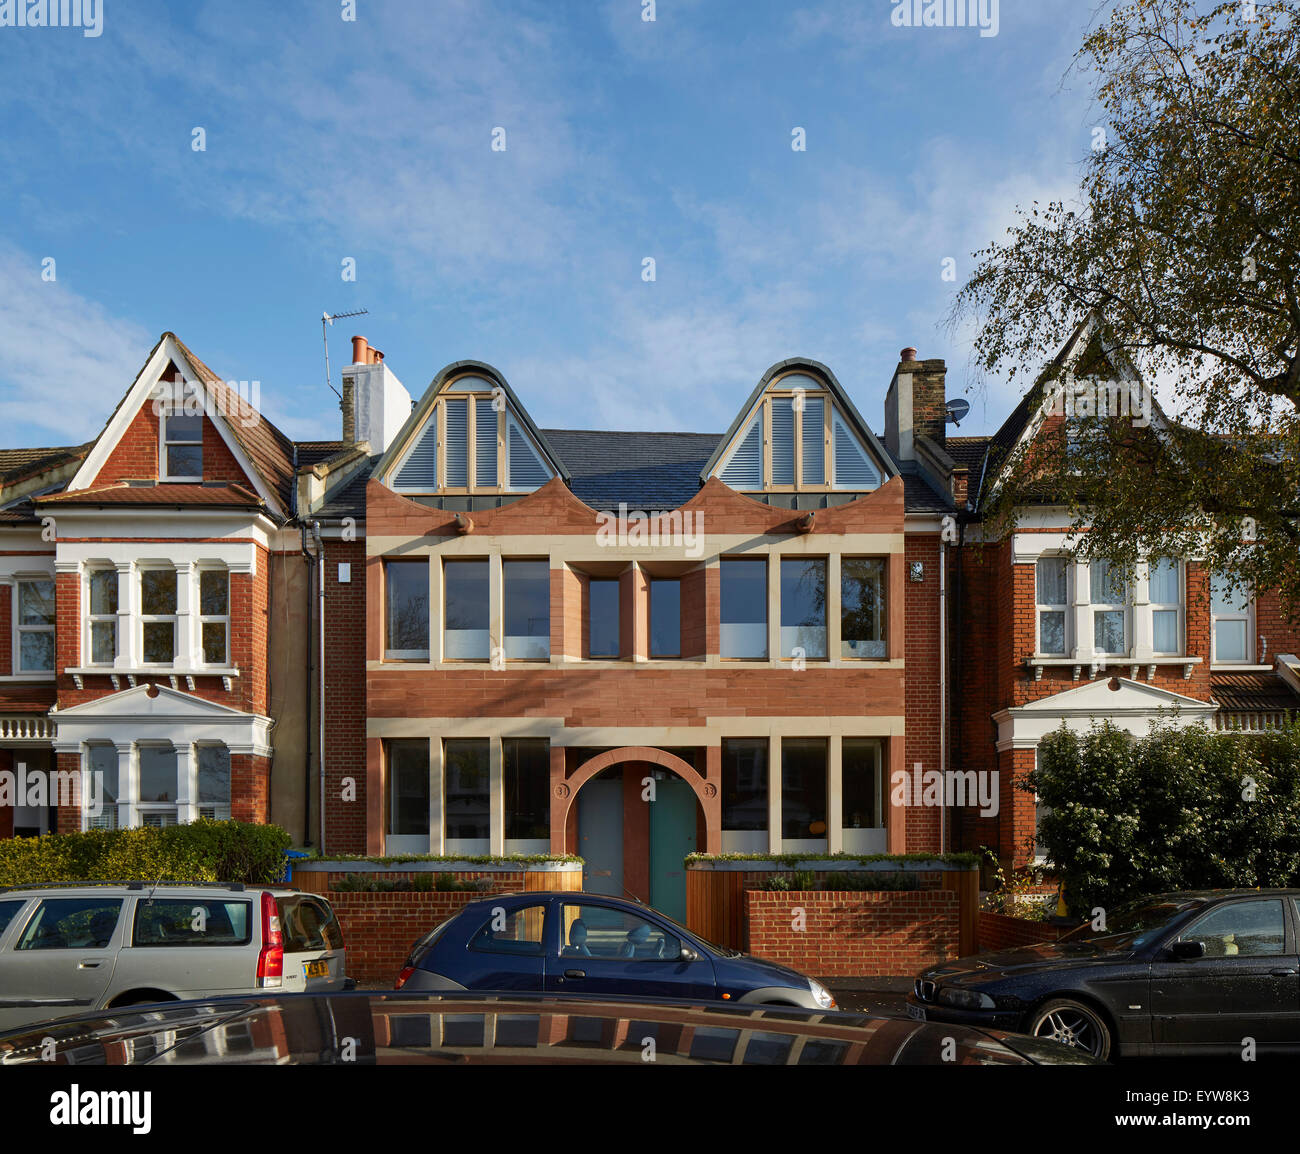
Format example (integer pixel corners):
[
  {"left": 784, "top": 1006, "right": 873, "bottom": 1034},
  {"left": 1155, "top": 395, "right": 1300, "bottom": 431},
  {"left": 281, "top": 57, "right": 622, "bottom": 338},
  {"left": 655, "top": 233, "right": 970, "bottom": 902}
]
[
  {"left": 936, "top": 986, "right": 995, "bottom": 1011},
  {"left": 808, "top": 979, "right": 836, "bottom": 1010}
]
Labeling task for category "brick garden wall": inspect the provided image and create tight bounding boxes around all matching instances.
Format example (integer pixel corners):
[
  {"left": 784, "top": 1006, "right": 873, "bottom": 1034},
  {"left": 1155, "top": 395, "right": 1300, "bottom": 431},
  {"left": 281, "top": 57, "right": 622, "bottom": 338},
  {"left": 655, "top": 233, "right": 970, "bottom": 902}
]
[
  {"left": 977, "top": 911, "right": 1068, "bottom": 953},
  {"left": 744, "top": 889, "right": 959, "bottom": 978}
]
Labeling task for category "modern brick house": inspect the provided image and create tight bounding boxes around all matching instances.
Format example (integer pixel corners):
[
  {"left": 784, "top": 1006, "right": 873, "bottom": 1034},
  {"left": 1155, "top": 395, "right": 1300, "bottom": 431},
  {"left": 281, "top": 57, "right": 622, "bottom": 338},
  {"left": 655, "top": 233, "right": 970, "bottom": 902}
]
[{"left": 5, "top": 323, "right": 1299, "bottom": 899}]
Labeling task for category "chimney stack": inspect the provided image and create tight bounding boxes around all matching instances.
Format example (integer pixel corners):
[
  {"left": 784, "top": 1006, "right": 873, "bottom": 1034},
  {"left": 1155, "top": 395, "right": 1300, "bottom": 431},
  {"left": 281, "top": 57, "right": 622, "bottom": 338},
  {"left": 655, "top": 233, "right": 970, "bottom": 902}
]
[
  {"left": 885, "top": 347, "right": 947, "bottom": 460},
  {"left": 338, "top": 335, "right": 411, "bottom": 452}
]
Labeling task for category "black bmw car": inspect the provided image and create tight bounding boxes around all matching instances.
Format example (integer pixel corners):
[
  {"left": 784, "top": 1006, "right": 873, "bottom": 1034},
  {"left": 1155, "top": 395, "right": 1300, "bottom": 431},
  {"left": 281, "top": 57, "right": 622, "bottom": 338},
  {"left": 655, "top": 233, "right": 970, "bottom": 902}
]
[{"left": 907, "top": 888, "right": 1300, "bottom": 1059}]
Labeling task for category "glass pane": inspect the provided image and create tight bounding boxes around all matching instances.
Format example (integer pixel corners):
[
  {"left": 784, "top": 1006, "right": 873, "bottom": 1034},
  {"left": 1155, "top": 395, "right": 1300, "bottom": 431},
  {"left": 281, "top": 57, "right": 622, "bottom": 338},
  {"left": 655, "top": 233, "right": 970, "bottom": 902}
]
[
  {"left": 202, "top": 622, "right": 228, "bottom": 664},
  {"left": 1090, "top": 560, "right": 1126, "bottom": 605},
  {"left": 1093, "top": 610, "right": 1126, "bottom": 654},
  {"left": 1215, "top": 619, "right": 1248, "bottom": 662},
  {"left": 841, "top": 557, "right": 886, "bottom": 658},
  {"left": 443, "top": 560, "right": 488, "bottom": 659},
  {"left": 88, "top": 745, "right": 118, "bottom": 805},
  {"left": 166, "top": 444, "right": 203, "bottom": 477},
  {"left": 650, "top": 579, "right": 680, "bottom": 657},
  {"left": 19, "top": 632, "right": 54, "bottom": 671},
  {"left": 588, "top": 579, "right": 620, "bottom": 658},
  {"left": 166, "top": 413, "right": 203, "bottom": 442},
  {"left": 1036, "top": 558, "right": 1067, "bottom": 605},
  {"left": 782, "top": 738, "right": 827, "bottom": 840},
  {"left": 1211, "top": 571, "right": 1249, "bottom": 615},
  {"left": 91, "top": 620, "right": 117, "bottom": 663},
  {"left": 471, "top": 905, "right": 547, "bottom": 954},
  {"left": 387, "top": 740, "right": 429, "bottom": 835},
  {"left": 720, "top": 559, "right": 767, "bottom": 659},
  {"left": 200, "top": 570, "right": 228, "bottom": 615},
  {"left": 138, "top": 747, "right": 178, "bottom": 803},
  {"left": 503, "top": 738, "right": 549, "bottom": 840},
  {"left": 198, "top": 746, "right": 231, "bottom": 805},
  {"left": 142, "top": 621, "right": 174, "bottom": 663},
  {"left": 842, "top": 739, "right": 880, "bottom": 830},
  {"left": 140, "top": 570, "right": 177, "bottom": 615},
  {"left": 17, "top": 899, "right": 122, "bottom": 951},
  {"left": 504, "top": 560, "right": 549, "bottom": 659},
  {"left": 1148, "top": 559, "right": 1179, "bottom": 605},
  {"left": 561, "top": 905, "right": 677, "bottom": 960},
  {"left": 1182, "top": 900, "right": 1285, "bottom": 957},
  {"left": 1152, "top": 609, "right": 1179, "bottom": 653},
  {"left": 386, "top": 562, "right": 430, "bottom": 652},
  {"left": 18, "top": 580, "right": 54, "bottom": 625},
  {"left": 780, "top": 558, "right": 827, "bottom": 659},
  {"left": 1039, "top": 610, "right": 1066, "bottom": 655},
  {"left": 444, "top": 739, "right": 489, "bottom": 839},
  {"left": 722, "top": 738, "right": 767, "bottom": 832},
  {"left": 89, "top": 570, "right": 118, "bottom": 616}
]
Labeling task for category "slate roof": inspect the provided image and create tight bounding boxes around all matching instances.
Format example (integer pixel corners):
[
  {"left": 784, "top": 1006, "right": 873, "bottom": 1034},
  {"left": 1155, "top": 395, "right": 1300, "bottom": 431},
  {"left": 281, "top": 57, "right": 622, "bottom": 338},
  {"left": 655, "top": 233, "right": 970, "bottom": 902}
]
[
  {"left": 540, "top": 430, "right": 719, "bottom": 511},
  {"left": 296, "top": 441, "right": 349, "bottom": 469},
  {"left": 1211, "top": 671, "right": 1300, "bottom": 714},
  {"left": 316, "top": 463, "right": 372, "bottom": 520},
  {"left": 895, "top": 462, "right": 954, "bottom": 513}
]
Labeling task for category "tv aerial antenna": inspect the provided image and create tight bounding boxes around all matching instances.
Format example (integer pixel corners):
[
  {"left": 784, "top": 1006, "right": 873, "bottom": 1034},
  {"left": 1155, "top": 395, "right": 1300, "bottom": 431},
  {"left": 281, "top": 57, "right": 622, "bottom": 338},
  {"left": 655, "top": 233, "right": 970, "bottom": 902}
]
[{"left": 321, "top": 308, "right": 369, "bottom": 399}]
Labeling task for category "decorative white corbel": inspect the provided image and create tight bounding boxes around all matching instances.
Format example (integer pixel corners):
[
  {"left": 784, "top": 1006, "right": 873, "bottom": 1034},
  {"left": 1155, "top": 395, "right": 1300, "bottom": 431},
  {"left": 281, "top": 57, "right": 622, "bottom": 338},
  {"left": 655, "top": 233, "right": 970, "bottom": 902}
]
[
  {"left": 127, "top": 674, "right": 137, "bottom": 688},
  {"left": 110, "top": 675, "right": 121, "bottom": 691},
  {"left": 186, "top": 676, "right": 196, "bottom": 691},
  {"left": 72, "top": 674, "right": 83, "bottom": 690},
  {"left": 1146, "top": 664, "right": 1157, "bottom": 681}
]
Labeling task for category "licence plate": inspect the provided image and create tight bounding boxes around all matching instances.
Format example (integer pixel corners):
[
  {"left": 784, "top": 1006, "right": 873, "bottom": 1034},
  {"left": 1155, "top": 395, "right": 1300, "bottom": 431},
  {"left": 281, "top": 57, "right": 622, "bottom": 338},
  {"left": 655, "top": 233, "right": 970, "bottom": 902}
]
[
  {"left": 303, "top": 960, "right": 329, "bottom": 979},
  {"left": 906, "top": 1002, "right": 925, "bottom": 1021}
]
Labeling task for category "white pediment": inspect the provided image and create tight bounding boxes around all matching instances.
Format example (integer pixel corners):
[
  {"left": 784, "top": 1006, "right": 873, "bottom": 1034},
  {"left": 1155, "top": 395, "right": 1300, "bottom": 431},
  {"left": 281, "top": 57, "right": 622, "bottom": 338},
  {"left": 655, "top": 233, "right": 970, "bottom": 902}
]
[
  {"left": 994, "top": 677, "right": 1218, "bottom": 751},
  {"left": 53, "top": 683, "right": 253, "bottom": 720}
]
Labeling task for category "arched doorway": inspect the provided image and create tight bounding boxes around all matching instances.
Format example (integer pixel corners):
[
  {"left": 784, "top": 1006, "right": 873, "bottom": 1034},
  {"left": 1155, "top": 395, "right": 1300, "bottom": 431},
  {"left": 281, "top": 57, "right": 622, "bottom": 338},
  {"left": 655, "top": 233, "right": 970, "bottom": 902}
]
[{"left": 556, "top": 747, "right": 716, "bottom": 922}]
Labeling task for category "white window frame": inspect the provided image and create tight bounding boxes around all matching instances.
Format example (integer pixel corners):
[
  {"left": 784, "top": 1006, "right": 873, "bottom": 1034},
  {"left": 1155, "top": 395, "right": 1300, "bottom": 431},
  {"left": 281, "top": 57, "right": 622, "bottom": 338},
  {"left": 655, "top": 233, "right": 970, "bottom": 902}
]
[
  {"left": 160, "top": 408, "right": 204, "bottom": 482},
  {"left": 15, "top": 577, "right": 56, "bottom": 674},
  {"left": 85, "top": 742, "right": 120, "bottom": 831},
  {"left": 1211, "top": 571, "right": 1255, "bottom": 665},
  {"left": 197, "top": 567, "right": 230, "bottom": 667},
  {"left": 138, "top": 567, "right": 179, "bottom": 667},
  {"left": 85, "top": 567, "right": 119, "bottom": 667},
  {"left": 1034, "top": 557, "right": 1070, "bottom": 656},
  {"left": 1147, "top": 558, "right": 1183, "bottom": 657},
  {"left": 1090, "top": 560, "right": 1129, "bottom": 657}
]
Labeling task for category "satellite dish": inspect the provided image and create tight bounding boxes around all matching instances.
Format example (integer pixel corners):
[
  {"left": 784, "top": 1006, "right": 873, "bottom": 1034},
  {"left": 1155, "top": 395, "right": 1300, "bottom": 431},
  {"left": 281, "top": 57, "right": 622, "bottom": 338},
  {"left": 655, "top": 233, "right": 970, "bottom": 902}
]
[{"left": 945, "top": 398, "right": 970, "bottom": 426}]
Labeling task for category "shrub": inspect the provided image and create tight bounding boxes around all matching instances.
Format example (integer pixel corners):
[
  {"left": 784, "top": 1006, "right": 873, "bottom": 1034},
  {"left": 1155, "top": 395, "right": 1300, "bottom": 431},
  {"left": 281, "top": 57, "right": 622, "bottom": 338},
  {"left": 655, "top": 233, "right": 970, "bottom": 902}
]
[
  {"left": 0, "top": 820, "right": 291, "bottom": 888},
  {"left": 833, "top": 871, "right": 919, "bottom": 892},
  {"left": 1027, "top": 720, "right": 1300, "bottom": 912}
]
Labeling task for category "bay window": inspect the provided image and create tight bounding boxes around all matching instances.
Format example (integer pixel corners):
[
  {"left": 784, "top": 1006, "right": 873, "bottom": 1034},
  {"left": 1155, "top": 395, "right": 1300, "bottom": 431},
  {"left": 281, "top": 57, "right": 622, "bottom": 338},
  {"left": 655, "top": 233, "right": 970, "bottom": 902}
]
[
  {"left": 1035, "top": 558, "right": 1069, "bottom": 655},
  {"left": 88, "top": 569, "right": 118, "bottom": 665},
  {"left": 140, "top": 569, "right": 178, "bottom": 664},
  {"left": 16, "top": 578, "right": 55, "bottom": 673},
  {"left": 649, "top": 578, "right": 681, "bottom": 658},
  {"left": 197, "top": 746, "right": 231, "bottom": 820},
  {"left": 137, "top": 745, "right": 179, "bottom": 826},
  {"left": 86, "top": 744, "right": 119, "bottom": 831},
  {"left": 587, "top": 578, "right": 620, "bottom": 658},
  {"left": 1090, "top": 560, "right": 1128, "bottom": 656},
  {"left": 199, "top": 569, "right": 229, "bottom": 665}
]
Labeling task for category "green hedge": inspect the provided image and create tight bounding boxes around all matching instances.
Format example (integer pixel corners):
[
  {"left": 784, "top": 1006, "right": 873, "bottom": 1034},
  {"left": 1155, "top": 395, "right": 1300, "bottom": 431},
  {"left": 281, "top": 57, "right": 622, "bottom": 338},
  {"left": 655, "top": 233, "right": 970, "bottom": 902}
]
[{"left": 0, "top": 820, "right": 292, "bottom": 888}]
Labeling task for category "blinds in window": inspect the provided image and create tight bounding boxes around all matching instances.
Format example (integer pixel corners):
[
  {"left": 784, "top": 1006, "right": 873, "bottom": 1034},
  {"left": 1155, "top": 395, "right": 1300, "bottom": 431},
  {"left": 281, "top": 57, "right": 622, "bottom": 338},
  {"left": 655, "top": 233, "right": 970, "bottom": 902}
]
[
  {"left": 507, "top": 416, "right": 550, "bottom": 489},
  {"left": 393, "top": 420, "right": 438, "bottom": 490},
  {"left": 475, "top": 397, "right": 499, "bottom": 487},
  {"left": 444, "top": 399, "right": 469, "bottom": 487},
  {"left": 771, "top": 398, "right": 795, "bottom": 485},
  {"left": 801, "top": 396, "right": 825, "bottom": 485},
  {"left": 720, "top": 412, "right": 763, "bottom": 489},
  {"left": 832, "top": 413, "right": 879, "bottom": 489}
]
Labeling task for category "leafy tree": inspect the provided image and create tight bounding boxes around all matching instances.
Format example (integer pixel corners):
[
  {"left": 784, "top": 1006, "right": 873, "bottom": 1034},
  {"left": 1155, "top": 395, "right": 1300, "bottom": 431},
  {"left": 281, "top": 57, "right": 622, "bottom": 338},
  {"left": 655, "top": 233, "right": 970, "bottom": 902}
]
[
  {"left": 1027, "top": 719, "right": 1300, "bottom": 912},
  {"left": 951, "top": 0, "right": 1300, "bottom": 611}
]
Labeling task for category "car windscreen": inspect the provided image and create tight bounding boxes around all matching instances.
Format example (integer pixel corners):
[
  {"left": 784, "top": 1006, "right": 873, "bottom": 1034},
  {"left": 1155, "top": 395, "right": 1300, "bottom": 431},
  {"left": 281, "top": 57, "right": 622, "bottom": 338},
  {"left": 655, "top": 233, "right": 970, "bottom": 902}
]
[{"left": 1059, "top": 897, "right": 1203, "bottom": 950}]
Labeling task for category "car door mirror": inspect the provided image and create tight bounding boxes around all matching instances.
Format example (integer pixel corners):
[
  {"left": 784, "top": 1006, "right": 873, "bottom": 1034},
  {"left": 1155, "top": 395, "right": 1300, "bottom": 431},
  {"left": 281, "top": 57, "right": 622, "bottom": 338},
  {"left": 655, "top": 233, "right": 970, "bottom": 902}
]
[
  {"left": 679, "top": 946, "right": 699, "bottom": 962},
  {"left": 1169, "top": 939, "right": 1205, "bottom": 960}
]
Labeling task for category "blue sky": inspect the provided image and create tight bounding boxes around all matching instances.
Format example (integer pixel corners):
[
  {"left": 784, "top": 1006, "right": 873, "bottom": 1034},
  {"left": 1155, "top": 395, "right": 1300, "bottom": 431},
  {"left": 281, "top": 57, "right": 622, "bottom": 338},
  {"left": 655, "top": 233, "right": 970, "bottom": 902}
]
[{"left": 0, "top": 0, "right": 1099, "bottom": 449}]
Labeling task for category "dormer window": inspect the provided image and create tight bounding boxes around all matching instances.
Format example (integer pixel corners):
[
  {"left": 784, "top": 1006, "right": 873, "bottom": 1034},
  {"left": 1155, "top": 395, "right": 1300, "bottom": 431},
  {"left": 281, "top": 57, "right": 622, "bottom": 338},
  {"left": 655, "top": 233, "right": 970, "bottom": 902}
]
[
  {"left": 162, "top": 412, "right": 203, "bottom": 480},
  {"left": 716, "top": 372, "right": 881, "bottom": 493}
]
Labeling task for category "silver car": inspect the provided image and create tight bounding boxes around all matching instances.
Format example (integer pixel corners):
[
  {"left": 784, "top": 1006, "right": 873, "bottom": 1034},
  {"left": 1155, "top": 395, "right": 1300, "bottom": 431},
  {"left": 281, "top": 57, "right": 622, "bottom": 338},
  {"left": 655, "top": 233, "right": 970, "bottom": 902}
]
[{"left": 0, "top": 882, "right": 348, "bottom": 1032}]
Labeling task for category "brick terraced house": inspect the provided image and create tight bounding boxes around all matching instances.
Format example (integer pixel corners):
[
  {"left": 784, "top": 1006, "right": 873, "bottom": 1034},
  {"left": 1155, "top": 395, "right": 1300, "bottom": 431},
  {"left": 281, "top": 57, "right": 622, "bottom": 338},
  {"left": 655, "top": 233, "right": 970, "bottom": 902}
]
[{"left": 4, "top": 324, "right": 1299, "bottom": 898}]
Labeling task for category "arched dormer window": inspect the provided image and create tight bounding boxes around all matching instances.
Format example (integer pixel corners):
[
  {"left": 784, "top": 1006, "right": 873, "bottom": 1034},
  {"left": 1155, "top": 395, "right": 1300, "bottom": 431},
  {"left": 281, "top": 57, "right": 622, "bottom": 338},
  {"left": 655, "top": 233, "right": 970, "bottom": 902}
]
[
  {"left": 389, "top": 373, "right": 555, "bottom": 495},
  {"left": 714, "top": 371, "right": 883, "bottom": 493}
]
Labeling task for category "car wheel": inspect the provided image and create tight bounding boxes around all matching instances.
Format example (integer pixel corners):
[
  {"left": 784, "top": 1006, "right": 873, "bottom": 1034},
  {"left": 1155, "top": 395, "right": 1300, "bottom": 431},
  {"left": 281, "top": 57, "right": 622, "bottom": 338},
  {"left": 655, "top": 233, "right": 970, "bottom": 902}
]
[{"left": 1027, "top": 998, "right": 1112, "bottom": 1060}]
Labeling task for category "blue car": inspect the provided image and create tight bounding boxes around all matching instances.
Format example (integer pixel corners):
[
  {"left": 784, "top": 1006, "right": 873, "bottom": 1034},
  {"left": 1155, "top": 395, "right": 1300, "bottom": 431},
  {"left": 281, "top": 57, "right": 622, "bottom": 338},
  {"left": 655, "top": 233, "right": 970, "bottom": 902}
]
[{"left": 394, "top": 891, "right": 837, "bottom": 1011}]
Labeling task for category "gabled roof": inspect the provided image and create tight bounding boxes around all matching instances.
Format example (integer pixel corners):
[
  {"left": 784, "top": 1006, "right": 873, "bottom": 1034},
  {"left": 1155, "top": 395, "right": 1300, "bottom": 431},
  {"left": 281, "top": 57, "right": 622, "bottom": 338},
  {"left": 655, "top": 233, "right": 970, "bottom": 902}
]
[
  {"left": 698, "top": 357, "right": 898, "bottom": 487},
  {"left": 371, "top": 359, "right": 569, "bottom": 489},
  {"left": 67, "top": 332, "right": 296, "bottom": 517}
]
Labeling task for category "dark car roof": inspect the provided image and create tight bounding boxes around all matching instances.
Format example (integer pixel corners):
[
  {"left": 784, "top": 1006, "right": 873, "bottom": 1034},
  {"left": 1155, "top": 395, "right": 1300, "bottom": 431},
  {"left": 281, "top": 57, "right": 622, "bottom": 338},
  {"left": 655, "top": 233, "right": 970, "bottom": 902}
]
[{"left": 0, "top": 991, "right": 1095, "bottom": 1066}]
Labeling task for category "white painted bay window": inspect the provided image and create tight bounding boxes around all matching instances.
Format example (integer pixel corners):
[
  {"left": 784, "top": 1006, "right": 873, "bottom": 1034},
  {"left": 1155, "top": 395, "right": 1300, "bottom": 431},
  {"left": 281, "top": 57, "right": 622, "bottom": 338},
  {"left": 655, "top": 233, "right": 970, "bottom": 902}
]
[
  {"left": 137, "top": 745, "right": 180, "bottom": 826},
  {"left": 1090, "top": 560, "right": 1129, "bottom": 656},
  {"left": 16, "top": 578, "right": 55, "bottom": 673},
  {"left": 197, "top": 745, "right": 231, "bottom": 820},
  {"left": 198, "top": 570, "right": 230, "bottom": 665},
  {"left": 1035, "top": 558, "right": 1069, "bottom": 655},
  {"left": 139, "top": 569, "right": 178, "bottom": 665},
  {"left": 87, "top": 568, "right": 119, "bottom": 665}
]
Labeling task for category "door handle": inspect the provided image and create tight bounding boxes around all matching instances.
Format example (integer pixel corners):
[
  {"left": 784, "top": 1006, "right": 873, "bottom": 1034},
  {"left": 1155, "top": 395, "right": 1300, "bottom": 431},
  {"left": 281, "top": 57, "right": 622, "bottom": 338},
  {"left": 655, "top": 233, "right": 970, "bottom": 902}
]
[
  {"left": 563, "top": 969, "right": 586, "bottom": 980},
  {"left": 78, "top": 960, "right": 102, "bottom": 969},
  {"left": 1270, "top": 968, "right": 1298, "bottom": 976}
]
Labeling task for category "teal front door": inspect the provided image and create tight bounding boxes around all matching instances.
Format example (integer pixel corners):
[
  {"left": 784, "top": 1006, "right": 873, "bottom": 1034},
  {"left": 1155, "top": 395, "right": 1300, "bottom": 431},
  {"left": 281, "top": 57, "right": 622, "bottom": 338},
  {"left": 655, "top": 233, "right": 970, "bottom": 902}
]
[{"left": 649, "top": 777, "right": 697, "bottom": 922}]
